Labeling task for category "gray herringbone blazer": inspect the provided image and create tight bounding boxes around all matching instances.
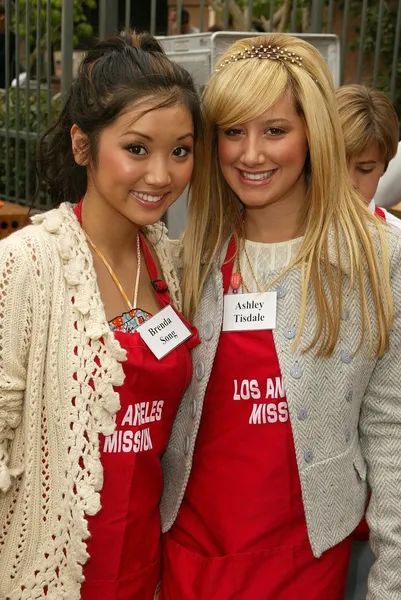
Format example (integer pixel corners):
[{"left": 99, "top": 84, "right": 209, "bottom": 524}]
[{"left": 161, "top": 225, "right": 401, "bottom": 600}]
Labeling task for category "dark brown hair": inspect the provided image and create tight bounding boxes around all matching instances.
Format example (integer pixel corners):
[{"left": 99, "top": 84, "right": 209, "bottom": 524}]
[{"left": 36, "top": 31, "right": 201, "bottom": 205}]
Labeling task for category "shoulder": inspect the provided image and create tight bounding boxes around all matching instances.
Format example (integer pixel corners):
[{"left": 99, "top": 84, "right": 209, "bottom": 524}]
[
  {"left": 384, "top": 209, "right": 401, "bottom": 231},
  {"left": 386, "top": 226, "right": 401, "bottom": 287},
  {"left": 0, "top": 219, "right": 50, "bottom": 273},
  {"left": 0, "top": 203, "right": 86, "bottom": 283},
  {"left": 385, "top": 223, "right": 401, "bottom": 258},
  {"left": 143, "top": 222, "right": 183, "bottom": 270},
  {"left": 1, "top": 203, "right": 74, "bottom": 261},
  {"left": 143, "top": 222, "right": 184, "bottom": 310}
]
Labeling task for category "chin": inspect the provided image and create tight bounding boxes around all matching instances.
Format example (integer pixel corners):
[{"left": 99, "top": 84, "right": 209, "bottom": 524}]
[{"left": 239, "top": 194, "right": 275, "bottom": 208}]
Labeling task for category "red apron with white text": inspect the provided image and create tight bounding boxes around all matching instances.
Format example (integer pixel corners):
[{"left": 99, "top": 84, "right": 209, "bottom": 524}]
[
  {"left": 73, "top": 204, "right": 199, "bottom": 600},
  {"left": 162, "top": 236, "right": 351, "bottom": 600}
]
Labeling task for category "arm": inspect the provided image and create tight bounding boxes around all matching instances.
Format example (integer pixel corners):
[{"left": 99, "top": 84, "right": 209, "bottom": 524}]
[
  {"left": 359, "top": 233, "right": 401, "bottom": 600},
  {"left": 0, "top": 235, "right": 33, "bottom": 492}
]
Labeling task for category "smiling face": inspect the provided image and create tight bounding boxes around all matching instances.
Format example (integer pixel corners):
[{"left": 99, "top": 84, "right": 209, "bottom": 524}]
[
  {"left": 217, "top": 90, "right": 309, "bottom": 215},
  {"left": 83, "top": 100, "right": 194, "bottom": 228},
  {"left": 348, "top": 142, "right": 386, "bottom": 204}
]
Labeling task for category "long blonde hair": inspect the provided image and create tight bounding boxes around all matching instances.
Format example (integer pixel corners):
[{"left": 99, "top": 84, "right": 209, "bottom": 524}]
[{"left": 182, "top": 34, "right": 392, "bottom": 357}]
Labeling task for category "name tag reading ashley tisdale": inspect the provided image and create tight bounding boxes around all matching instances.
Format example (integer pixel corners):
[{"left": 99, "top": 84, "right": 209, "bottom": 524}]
[
  {"left": 223, "top": 292, "right": 277, "bottom": 332},
  {"left": 138, "top": 304, "right": 191, "bottom": 360}
]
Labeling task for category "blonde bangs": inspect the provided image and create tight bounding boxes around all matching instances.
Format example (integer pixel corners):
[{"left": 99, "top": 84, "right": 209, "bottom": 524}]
[{"left": 205, "top": 59, "right": 289, "bottom": 130}]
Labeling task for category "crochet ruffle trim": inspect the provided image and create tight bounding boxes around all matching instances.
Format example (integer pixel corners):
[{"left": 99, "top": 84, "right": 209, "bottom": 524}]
[{"left": 31, "top": 203, "right": 128, "bottom": 565}]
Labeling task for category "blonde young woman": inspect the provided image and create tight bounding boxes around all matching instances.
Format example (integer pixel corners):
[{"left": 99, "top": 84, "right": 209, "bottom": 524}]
[{"left": 160, "top": 35, "right": 401, "bottom": 600}]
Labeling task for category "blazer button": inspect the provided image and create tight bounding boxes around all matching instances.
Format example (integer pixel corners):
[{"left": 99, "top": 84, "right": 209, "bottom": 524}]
[
  {"left": 345, "top": 429, "right": 351, "bottom": 443},
  {"left": 341, "top": 308, "right": 349, "bottom": 321},
  {"left": 304, "top": 450, "right": 314, "bottom": 463},
  {"left": 195, "top": 362, "right": 205, "bottom": 380},
  {"left": 345, "top": 389, "right": 353, "bottom": 402},
  {"left": 276, "top": 285, "right": 286, "bottom": 299},
  {"left": 184, "top": 435, "right": 191, "bottom": 455},
  {"left": 203, "top": 322, "right": 214, "bottom": 341},
  {"left": 290, "top": 363, "right": 303, "bottom": 379},
  {"left": 191, "top": 399, "right": 197, "bottom": 418},
  {"left": 341, "top": 350, "right": 353, "bottom": 364},
  {"left": 298, "top": 407, "right": 308, "bottom": 421},
  {"left": 214, "top": 284, "right": 220, "bottom": 301},
  {"left": 284, "top": 326, "right": 296, "bottom": 340}
]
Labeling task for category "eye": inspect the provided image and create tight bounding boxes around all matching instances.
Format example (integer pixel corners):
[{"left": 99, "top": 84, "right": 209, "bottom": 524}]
[
  {"left": 224, "top": 128, "right": 243, "bottom": 137},
  {"left": 126, "top": 144, "right": 147, "bottom": 156},
  {"left": 266, "top": 127, "right": 285, "bottom": 136},
  {"left": 357, "top": 167, "right": 374, "bottom": 174},
  {"left": 172, "top": 145, "right": 192, "bottom": 158}
]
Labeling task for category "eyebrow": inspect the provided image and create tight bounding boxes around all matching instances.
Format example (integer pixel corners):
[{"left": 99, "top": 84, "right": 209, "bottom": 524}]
[
  {"left": 122, "top": 129, "right": 194, "bottom": 141},
  {"left": 261, "top": 118, "right": 292, "bottom": 125}
]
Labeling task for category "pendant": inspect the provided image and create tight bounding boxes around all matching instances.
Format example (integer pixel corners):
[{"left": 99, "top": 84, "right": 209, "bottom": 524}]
[{"left": 230, "top": 272, "right": 241, "bottom": 294}]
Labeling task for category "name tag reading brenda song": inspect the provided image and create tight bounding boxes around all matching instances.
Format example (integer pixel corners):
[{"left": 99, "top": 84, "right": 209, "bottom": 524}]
[
  {"left": 223, "top": 292, "right": 277, "bottom": 332},
  {"left": 137, "top": 304, "right": 192, "bottom": 360}
]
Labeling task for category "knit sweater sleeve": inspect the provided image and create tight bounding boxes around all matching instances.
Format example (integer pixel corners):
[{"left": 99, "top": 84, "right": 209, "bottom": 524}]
[
  {"left": 360, "top": 231, "right": 401, "bottom": 599},
  {"left": 0, "top": 234, "right": 33, "bottom": 493}
]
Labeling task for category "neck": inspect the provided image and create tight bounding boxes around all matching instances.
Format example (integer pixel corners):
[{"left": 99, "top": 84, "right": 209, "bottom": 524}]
[
  {"left": 80, "top": 193, "right": 139, "bottom": 265},
  {"left": 244, "top": 181, "right": 306, "bottom": 243}
]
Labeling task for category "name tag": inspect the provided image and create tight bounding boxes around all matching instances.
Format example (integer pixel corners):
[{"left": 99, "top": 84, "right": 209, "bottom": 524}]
[
  {"left": 138, "top": 304, "right": 192, "bottom": 360},
  {"left": 223, "top": 292, "right": 277, "bottom": 332}
]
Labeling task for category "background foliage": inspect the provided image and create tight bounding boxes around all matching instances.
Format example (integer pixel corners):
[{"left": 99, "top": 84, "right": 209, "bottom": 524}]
[
  {"left": 11, "top": 0, "right": 97, "bottom": 50},
  {"left": 0, "top": 89, "right": 61, "bottom": 203}
]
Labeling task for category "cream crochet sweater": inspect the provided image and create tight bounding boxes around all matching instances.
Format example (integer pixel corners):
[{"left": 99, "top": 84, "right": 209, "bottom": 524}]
[{"left": 0, "top": 203, "right": 181, "bottom": 599}]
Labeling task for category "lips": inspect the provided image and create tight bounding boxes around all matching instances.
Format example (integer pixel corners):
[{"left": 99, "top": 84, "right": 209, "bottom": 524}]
[
  {"left": 130, "top": 190, "right": 169, "bottom": 208},
  {"left": 240, "top": 169, "right": 276, "bottom": 180},
  {"left": 132, "top": 191, "right": 164, "bottom": 203},
  {"left": 237, "top": 168, "right": 277, "bottom": 185}
]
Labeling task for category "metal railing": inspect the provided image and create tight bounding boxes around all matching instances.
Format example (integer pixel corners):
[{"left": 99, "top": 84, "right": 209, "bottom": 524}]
[{"left": 1, "top": 0, "right": 400, "bottom": 209}]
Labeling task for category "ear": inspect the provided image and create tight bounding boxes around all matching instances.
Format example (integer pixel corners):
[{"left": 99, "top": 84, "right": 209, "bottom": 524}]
[{"left": 71, "top": 124, "right": 89, "bottom": 166}]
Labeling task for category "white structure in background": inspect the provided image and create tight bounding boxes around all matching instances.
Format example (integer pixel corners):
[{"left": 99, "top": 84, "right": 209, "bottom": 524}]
[{"left": 375, "top": 142, "right": 401, "bottom": 209}]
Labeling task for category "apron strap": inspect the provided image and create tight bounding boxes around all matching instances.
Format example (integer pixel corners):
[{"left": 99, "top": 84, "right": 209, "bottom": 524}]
[
  {"left": 74, "top": 200, "right": 171, "bottom": 304},
  {"left": 222, "top": 236, "right": 237, "bottom": 295},
  {"left": 374, "top": 205, "right": 386, "bottom": 221}
]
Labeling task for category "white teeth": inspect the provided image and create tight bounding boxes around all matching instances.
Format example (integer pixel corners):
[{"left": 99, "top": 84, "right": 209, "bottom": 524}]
[
  {"left": 240, "top": 170, "right": 275, "bottom": 181},
  {"left": 132, "top": 191, "right": 164, "bottom": 202}
]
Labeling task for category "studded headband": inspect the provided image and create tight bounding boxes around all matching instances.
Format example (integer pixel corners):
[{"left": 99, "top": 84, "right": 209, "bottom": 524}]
[{"left": 215, "top": 44, "right": 303, "bottom": 73}]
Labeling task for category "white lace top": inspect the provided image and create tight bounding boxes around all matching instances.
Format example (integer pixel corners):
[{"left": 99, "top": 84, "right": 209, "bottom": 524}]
[
  {"left": 0, "top": 203, "right": 181, "bottom": 599},
  {"left": 237, "top": 237, "right": 303, "bottom": 293}
]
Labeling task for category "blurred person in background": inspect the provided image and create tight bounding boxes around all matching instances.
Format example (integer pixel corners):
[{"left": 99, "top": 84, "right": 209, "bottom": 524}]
[
  {"left": 336, "top": 84, "right": 401, "bottom": 230},
  {"left": 168, "top": 7, "right": 199, "bottom": 35}
]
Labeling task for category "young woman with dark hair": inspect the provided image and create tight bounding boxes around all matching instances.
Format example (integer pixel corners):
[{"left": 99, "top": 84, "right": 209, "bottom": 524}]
[{"left": 0, "top": 31, "right": 201, "bottom": 600}]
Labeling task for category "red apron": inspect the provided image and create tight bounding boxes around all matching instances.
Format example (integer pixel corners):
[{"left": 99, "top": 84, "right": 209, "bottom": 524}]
[
  {"left": 162, "top": 237, "right": 351, "bottom": 600},
  {"left": 74, "top": 204, "right": 199, "bottom": 600}
]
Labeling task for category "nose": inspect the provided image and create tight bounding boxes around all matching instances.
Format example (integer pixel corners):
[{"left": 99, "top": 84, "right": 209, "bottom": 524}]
[
  {"left": 144, "top": 155, "right": 172, "bottom": 188},
  {"left": 241, "top": 134, "right": 265, "bottom": 168}
]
